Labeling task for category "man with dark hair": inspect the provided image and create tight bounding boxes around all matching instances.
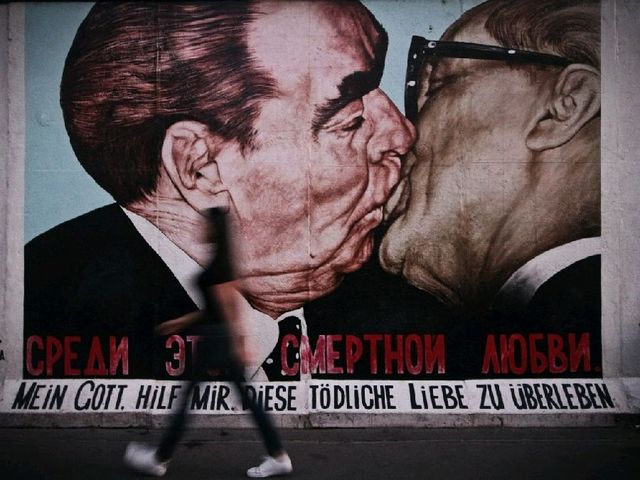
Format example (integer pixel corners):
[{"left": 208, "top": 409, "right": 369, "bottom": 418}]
[
  {"left": 381, "top": 0, "right": 601, "bottom": 329},
  {"left": 24, "top": 1, "right": 414, "bottom": 381}
]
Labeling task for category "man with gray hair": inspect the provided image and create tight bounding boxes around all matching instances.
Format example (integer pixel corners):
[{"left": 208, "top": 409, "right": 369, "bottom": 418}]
[{"left": 381, "top": 0, "right": 601, "bottom": 335}]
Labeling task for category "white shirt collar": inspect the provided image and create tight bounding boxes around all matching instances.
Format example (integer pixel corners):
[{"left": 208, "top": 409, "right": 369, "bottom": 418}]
[
  {"left": 121, "top": 207, "right": 205, "bottom": 308},
  {"left": 494, "top": 236, "right": 601, "bottom": 310},
  {"left": 121, "top": 207, "right": 308, "bottom": 380},
  {"left": 234, "top": 300, "right": 308, "bottom": 381}
]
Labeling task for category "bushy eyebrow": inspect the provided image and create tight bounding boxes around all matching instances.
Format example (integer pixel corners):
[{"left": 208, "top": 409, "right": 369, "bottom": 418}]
[
  {"left": 311, "top": 28, "right": 387, "bottom": 137},
  {"left": 311, "top": 69, "right": 382, "bottom": 135}
]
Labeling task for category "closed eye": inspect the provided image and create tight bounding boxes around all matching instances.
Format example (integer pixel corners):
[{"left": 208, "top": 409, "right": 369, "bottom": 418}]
[{"left": 343, "top": 116, "right": 365, "bottom": 131}]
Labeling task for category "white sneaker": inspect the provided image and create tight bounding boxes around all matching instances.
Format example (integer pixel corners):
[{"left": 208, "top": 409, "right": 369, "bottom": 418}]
[
  {"left": 247, "top": 454, "right": 293, "bottom": 478},
  {"left": 123, "top": 441, "right": 169, "bottom": 477}
]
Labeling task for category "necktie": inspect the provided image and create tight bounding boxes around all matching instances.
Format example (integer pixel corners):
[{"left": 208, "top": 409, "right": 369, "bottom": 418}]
[{"left": 262, "top": 316, "right": 302, "bottom": 381}]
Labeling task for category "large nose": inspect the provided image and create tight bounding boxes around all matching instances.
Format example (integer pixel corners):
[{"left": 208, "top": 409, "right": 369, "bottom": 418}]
[{"left": 365, "top": 88, "right": 416, "bottom": 164}]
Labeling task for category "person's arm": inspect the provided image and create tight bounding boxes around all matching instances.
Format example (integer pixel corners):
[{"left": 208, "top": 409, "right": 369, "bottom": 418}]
[
  {"left": 210, "top": 280, "right": 255, "bottom": 366},
  {"left": 154, "top": 311, "right": 203, "bottom": 336}
]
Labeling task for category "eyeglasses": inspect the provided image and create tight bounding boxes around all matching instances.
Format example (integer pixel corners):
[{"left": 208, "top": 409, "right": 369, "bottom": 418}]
[{"left": 405, "top": 35, "right": 573, "bottom": 123}]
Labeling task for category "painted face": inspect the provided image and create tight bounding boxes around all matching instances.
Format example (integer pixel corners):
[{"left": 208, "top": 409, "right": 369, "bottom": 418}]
[
  {"left": 380, "top": 20, "right": 544, "bottom": 305},
  {"left": 217, "top": 2, "right": 415, "bottom": 305}
]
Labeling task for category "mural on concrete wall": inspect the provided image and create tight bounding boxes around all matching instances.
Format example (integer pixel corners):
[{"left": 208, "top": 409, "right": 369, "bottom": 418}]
[{"left": 6, "top": 0, "right": 617, "bottom": 415}]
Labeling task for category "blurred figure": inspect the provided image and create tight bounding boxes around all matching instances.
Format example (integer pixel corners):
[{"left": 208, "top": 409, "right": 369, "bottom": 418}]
[{"left": 124, "top": 208, "right": 293, "bottom": 478}]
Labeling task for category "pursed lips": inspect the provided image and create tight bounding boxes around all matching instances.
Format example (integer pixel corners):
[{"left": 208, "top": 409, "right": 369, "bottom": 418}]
[
  {"left": 345, "top": 204, "right": 384, "bottom": 236},
  {"left": 382, "top": 146, "right": 427, "bottom": 225},
  {"left": 348, "top": 154, "right": 403, "bottom": 232}
]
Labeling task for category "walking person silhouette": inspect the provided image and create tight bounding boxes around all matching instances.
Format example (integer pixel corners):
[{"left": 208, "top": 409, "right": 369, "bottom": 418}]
[{"left": 124, "top": 207, "right": 293, "bottom": 478}]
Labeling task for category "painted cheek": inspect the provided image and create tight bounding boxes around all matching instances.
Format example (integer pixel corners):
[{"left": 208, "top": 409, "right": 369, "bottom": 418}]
[
  {"left": 416, "top": 103, "right": 457, "bottom": 164},
  {"left": 312, "top": 140, "right": 369, "bottom": 195},
  {"left": 235, "top": 161, "right": 306, "bottom": 222},
  {"left": 310, "top": 164, "right": 368, "bottom": 214},
  {"left": 408, "top": 159, "right": 431, "bottom": 209}
]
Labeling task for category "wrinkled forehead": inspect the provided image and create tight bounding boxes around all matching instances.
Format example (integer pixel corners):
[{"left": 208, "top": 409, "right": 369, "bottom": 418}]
[{"left": 248, "top": 1, "right": 383, "bottom": 93}]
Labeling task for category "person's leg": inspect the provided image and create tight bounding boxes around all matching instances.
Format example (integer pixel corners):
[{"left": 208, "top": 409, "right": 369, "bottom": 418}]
[
  {"left": 123, "top": 377, "right": 196, "bottom": 477},
  {"left": 227, "top": 360, "right": 284, "bottom": 456},
  {"left": 155, "top": 375, "right": 199, "bottom": 461},
  {"left": 125, "top": 337, "right": 206, "bottom": 476},
  {"left": 123, "top": 374, "right": 199, "bottom": 477},
  {"left": 226, "top": 360, "right": 292, "bottom": 477},
  {"left": 156, "top": 323, "right": 220, "bottom": 461}
]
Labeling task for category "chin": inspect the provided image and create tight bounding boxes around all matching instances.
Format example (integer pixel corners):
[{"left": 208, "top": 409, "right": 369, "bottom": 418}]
[
  {"left": 378, "top": 229, "right": 405, "bottom": 275},
  {"left": 340, "top": 232, "right": 374, "bottom": 274},
  {"left": 306, "top": 268, "right": 346, "bottom": 303}
]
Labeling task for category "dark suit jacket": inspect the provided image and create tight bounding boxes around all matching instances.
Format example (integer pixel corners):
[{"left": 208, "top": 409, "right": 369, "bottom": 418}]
[
  {"left": 304, "top": 250, "right": 463, "bottom": 380},
  {"left": 484, "top": 254, "right": 602, "bottom": 377},
  {"left": 25, "top": 204, "right": 197, "bottom": 378},
  {"left": 304, "top": 248, "right": 601, "bottom": 380},
  {"left": 490, "top": 254, "right": 601, "bottom": 326}
]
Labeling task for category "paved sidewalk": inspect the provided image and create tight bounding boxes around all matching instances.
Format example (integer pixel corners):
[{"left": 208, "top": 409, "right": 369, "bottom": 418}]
[{"left": 1, "top": 426, "right": 639, "bottom": 479}]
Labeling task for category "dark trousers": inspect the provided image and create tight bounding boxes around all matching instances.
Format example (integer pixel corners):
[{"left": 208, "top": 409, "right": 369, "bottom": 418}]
[{"left": 156, "top": 326, "right": 283, "bottom": 461}]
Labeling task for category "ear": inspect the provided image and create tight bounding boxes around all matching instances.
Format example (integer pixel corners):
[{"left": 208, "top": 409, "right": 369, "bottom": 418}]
[
  {"left": 526, "top": 64, "right": 600, "bottom": 151},
  {"left": 161, "top": 120, "right": 232, "bottom": 212}
]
